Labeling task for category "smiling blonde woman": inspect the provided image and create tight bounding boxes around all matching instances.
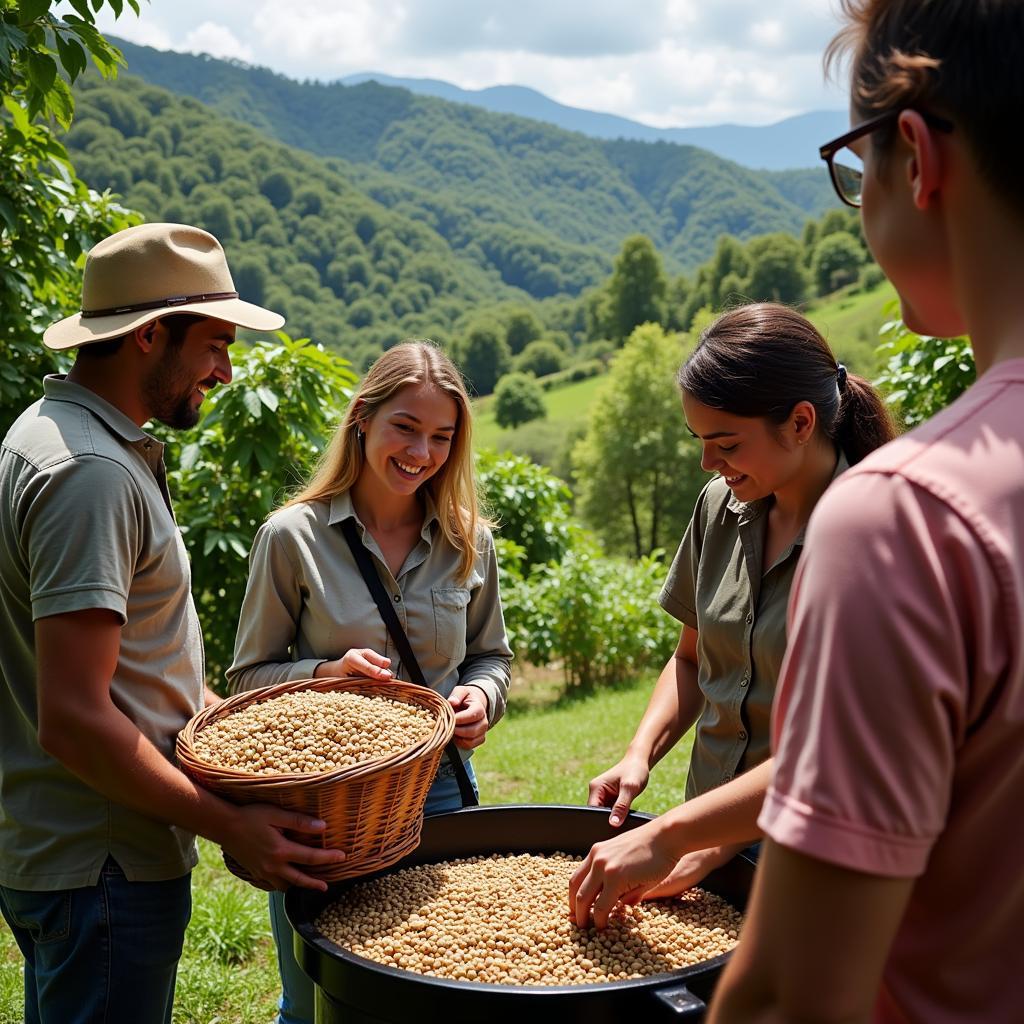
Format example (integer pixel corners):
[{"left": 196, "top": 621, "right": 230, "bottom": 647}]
[{"left": 228, "top": 340, "right": 512, "bottom": 1024}]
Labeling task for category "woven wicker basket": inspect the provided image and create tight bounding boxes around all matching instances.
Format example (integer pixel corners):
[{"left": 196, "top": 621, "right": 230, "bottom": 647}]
[{"left": 176, "top": 676, "right": 456, "bottom": 883}]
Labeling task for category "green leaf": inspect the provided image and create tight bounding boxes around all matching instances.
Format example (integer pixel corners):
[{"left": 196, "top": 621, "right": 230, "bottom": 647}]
[
  {"left": 47, "top": 75, "right": 74, "bottom": 128},
  {"left": 256, "top": 385, "right": 279, "bottom": 412},
  {"left": 16, "top": 0, "right": 51, "bottom": 25},
  {"left": 25, "top": 49, "right": 56, "bottom": 93},
  {"left": 227, "top": 535, "right": 249, "bottom": 559},
  {"left": 55, "top": 31, "right": 88, "bottom": 80},
  {"left": 241, "top": 389, "right": 262, "bottom": 419},
  {"left": 65, "top": 0, "right": 93, "bottom": 22},
  {"left": 2, "top": 95, "right": 31, "bottom": 136},
  {"left": 108, "top": 0, "right": 124, "bottom": 14}
]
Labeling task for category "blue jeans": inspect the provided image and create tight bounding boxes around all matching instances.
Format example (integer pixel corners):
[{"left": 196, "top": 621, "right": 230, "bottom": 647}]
[
  {"left": 0, "top": 858, "right": 192, "bottom": 1024},
  {"left": 270, "top": 762, "right": 478, "bottom": 1024}
]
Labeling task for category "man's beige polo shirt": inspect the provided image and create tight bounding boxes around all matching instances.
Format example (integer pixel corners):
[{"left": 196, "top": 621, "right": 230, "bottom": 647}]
[
  {"left": 660, "top": 453, "right": 848, "bottom": 799},
  {"left": 0, "top": 376, "right": 203, "bottom": 890}
]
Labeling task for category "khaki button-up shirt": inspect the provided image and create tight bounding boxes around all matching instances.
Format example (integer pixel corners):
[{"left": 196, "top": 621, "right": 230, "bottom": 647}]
[
  {"left": 660, "top": 453, "right": 849, "bottom": 799},
  {"left": 227, "top": 490, "right": 512, "bottom": 733},
  {"left": 0, "top": 376, "right": 203, "bottom": 890}
]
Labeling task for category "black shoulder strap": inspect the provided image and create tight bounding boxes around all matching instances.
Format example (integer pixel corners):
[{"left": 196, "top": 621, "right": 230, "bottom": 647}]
[{"left": 341, "top": 517, "right": 478, "bottom": 807}]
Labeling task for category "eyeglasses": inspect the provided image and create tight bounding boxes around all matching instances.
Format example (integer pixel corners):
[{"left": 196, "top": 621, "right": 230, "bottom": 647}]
[{"left": 819, "top": 110, "right": 955, "bottom": 208}]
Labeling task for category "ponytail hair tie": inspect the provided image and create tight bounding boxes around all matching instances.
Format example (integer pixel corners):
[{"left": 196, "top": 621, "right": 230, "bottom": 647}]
[{"left": 837, "top": 363, "right": 848, "bottom": 391}]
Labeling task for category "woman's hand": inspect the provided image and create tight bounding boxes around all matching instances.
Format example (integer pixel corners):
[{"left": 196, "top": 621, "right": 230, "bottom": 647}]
[
  {"left": 568, "top": 817, "right": 680, "bottom": 928},
  {"left": 314, "top": 648, "right": 392, "bottom": 681},
  {"left": 641, "top": 842, "right": 747, "bottom": 900},
  {"left": 587, "top": 754, "right": 651, "bottom": 827},
  {"left": 448, "top": 685, "right": 489, "bottom": 749}
]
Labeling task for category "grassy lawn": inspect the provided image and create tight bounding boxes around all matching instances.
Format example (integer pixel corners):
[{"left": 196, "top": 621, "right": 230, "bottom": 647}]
[
  {"left": 473, "top": 372, "right": 607, "bottom": 453},
  {"left": 804, "top": 279, "right": 897, "bottom": 376},
  {"left": 0, "top": 667, "right": 687, "bottom": 1024}
]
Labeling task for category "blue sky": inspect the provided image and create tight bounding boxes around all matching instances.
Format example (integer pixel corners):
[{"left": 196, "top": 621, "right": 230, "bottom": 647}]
[{"left": 93, "top": 1, "right": 851, "bottom": 127}]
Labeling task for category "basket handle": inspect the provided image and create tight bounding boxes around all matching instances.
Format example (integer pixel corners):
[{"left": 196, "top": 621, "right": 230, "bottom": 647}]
[{"left": 341, "top": 518, "right": 479, "bottom": 808}]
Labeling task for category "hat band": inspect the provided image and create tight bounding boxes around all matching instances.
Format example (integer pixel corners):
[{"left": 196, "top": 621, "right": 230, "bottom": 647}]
[{"left": 80, "top": 291, "right": 239, "bottom": 319}]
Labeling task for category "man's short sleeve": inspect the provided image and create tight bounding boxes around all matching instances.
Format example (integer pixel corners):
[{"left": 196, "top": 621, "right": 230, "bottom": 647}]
[
  {"left": 759, "top": 471, "right": 1001, "bottom": 878},
  {"left": 23, "top": 456, "right": 143, "bottom": 622},
  {"left": 659, "top": 481, "right": 714, "bottom": 628}
]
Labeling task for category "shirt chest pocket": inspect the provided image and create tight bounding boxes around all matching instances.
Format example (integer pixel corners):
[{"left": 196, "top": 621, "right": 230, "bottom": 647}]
[{"left": 431, "top": 586, "right": 471, "bottom": 661}]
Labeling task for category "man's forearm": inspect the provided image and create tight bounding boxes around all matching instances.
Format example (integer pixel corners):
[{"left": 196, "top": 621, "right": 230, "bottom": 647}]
[{"left": 40, "top": 694, "right": 240, "bottom": 847}]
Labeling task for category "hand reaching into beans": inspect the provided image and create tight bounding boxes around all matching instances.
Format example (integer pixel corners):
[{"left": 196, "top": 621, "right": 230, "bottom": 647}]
[{"left": 314, "top": 648, "right": 392, "bottom": 681}]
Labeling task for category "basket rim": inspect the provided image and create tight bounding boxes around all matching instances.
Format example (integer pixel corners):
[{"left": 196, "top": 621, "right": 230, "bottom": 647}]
[{"left": 176, "top": 675, "right": 456, "bottom": 785}]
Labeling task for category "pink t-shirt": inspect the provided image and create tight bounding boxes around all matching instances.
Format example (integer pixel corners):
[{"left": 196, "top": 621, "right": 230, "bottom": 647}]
[{"left": 759, "top": 359, "right": 1024, "bottom": 1023}]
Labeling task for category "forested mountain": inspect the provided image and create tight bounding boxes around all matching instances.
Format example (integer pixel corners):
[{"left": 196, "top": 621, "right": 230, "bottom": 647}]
[
  {"left": 67, "top": 75, "right": 557, "bottom": 368},
  {"left": 340, "top": 72, "right": 847, "bottom": 172},
  {"left": 105, "top": 40, "right": 838, "bottom": 270}
]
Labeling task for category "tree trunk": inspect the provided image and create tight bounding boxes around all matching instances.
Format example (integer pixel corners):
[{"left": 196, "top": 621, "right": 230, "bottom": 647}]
[{"left": 625, "top": 477, "right": 642, "bottom": 558}]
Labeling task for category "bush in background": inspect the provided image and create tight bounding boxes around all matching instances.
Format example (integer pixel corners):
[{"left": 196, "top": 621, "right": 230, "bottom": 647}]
[
  {"left": 503, "top": 534, "right": 676, "bottom": 691},
  {"left": 493, "top": 371, "right": 546, "bottom": 429},
  {"left": 159, "top": 334, "right": 358, "bottom": 686},
  {"left": 477, "top": 450, "right": 573, "bottom": 569}
]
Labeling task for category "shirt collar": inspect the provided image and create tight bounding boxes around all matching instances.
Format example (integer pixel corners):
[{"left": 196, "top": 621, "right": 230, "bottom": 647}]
[
  {"left": 328, "top": 487, "right": 441, "bottom": 542},
  {"left": 726, "top": 448, "right": 852, "bottom": 535},
  {"left": 42, "top": 374, "right": 162, "bottom": 453}
]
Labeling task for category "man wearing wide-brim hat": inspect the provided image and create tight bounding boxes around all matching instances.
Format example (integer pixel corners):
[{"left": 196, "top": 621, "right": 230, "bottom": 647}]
[{"left": 0, "top": 223, "right": 345, "bottom": 1024}]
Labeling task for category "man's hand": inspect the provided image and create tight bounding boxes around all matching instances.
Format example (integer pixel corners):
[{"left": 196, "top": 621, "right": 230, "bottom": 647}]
[
  {"left": 216, "top": 804, "right": 346, "bottom": 891},
  {"left": 587, "top": 754, "right": 651, "bottom": 827},
  {"left": 448, "top": 685, "right": 489, "bottom": 749},
  {"left": 568, "top": 818, "right": 681, "bottom": 928}
]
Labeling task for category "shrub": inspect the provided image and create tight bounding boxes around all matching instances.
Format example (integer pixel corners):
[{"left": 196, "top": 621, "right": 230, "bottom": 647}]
[
  {"left": 158, "top": 334, "right": 358, "bottom": 687},
  {"left": 504, "top": 534, "right": 676, "bottom": 691},
  {"left": 875, "top": 314, "right": 974, "bottom": 428},
  {"left": 476, "top": 450, "right": 573, "bottom": 569},
  {"left": 514, "top": 338, "right": 565, "bottom": 378},
  {"left": 493, "top": 372, "right": 546, "bottom": 429}
]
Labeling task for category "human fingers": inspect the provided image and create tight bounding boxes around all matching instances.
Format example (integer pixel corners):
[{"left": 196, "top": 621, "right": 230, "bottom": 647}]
[
  {"left": 344, "top": 649, "right": 392, "bottom": 679},
  {"left": 569, "top": 852, "right": 606, "bottom": 928},
  {"left": 608, "top": 784, "right": 639, "bottom": 828},
  {"left": 588, "top": 771, "right": 619, "bottom": 808}
]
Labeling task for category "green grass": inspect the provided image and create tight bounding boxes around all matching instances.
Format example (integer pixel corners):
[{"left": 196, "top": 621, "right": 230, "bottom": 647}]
[
  {"left": 804, "top": 279, "right": 897, "bottom": 376},
  {"left": 473, "top": 373, "right": 607, "bottom": 453},
  {"left": 472, "top": 281, "right": 898, "bottom": 474},
  {"left": 0, "top": 669, "right": 684, "bottom": 1023}
]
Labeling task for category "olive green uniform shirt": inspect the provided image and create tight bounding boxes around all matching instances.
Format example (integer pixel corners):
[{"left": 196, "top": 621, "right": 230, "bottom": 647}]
[
  {"left": 0, "top": 376, "right": 203, "bottom": 890},
  {"left": 660, "top": 454, "right": 849, "bottom": 799},
  {"left": 227, "top": 491, "right": 512, "bottom": 737}
]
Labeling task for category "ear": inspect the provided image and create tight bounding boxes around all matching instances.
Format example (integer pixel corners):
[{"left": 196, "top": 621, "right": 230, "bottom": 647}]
[
  {"left": 897, "top": 110, "right": 944, "bottom": 211},
  {"left": 131, "top": 319, "right": 162, "bottom": 353},
  {"left": 789, "top": 400, "right": 817, "bottom": 446}
]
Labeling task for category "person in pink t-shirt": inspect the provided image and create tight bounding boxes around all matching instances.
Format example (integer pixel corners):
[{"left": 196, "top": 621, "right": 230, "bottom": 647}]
[{"left": 710, "top": 2, "right": 1024, "bottom": 1022}]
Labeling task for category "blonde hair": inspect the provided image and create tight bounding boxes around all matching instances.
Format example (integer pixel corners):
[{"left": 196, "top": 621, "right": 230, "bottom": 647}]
[{"left": 283, "top": 341, "right": 486, "bottom": 582}]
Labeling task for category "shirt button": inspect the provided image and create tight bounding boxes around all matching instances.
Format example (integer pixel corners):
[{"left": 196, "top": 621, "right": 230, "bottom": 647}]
[
  {"left": 739, "top": 730, "right": 747, "bottom": 741},
  {"left": 745, "top": 613, "right": 753, "bottom": 624},
  {"left": 740, "top": 675, "right": 749, "bottom": 687},
  {"left": 394, "top": 594, "right": 402, "bottom": 603}
]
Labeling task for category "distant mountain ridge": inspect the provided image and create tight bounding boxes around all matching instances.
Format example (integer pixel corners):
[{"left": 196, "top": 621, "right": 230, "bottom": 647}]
[
  {"left": 106, "top": 39, "right": 838, "bottom": 274},
  {"left": 339, "top": 72, "right": 847, "bottom": 171}
]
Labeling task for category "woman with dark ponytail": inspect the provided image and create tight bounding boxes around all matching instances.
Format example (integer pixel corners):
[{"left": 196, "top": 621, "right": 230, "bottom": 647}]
[{"left": 572, "top": 303, "right": 896, "bottom": 926}]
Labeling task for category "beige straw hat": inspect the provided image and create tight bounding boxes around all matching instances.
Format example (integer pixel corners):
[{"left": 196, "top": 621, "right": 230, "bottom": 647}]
[{"left": 43, "top": 222, "right": 285, "bottom": 350}]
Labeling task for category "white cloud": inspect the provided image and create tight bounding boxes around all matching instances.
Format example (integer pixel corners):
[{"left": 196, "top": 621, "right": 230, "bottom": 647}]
[
  {"left": 90, "top": 0, "right": 849, "bottom": 125},
  {"left": 183, "top": 22, "right": 254, "bottom": 63}
]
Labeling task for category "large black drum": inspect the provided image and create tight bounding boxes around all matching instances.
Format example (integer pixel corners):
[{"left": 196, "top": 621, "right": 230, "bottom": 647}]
[{"left": 286, "top": 805, "right": 755, "bottom": 1023}]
